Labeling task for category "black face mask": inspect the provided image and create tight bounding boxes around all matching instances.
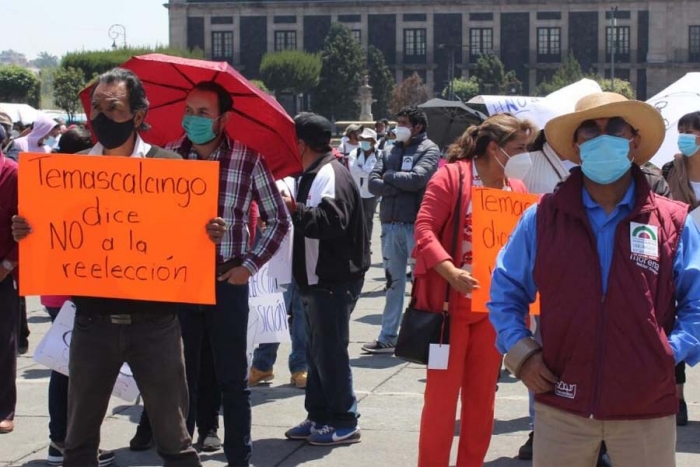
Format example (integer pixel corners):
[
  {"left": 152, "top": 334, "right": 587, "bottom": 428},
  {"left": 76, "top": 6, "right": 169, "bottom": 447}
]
[{"left": 91, "top": 113, "right": 136, "bottom": 150}]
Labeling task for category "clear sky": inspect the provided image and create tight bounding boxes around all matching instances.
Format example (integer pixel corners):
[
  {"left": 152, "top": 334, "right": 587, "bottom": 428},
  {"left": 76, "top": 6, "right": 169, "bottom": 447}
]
[{"left": 4, "top": 0, "right": 170, "bottom": 60}]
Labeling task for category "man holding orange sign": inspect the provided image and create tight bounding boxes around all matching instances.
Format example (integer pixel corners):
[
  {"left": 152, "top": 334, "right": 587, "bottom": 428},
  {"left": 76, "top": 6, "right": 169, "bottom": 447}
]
[{"left": 12, "top": 69, "right": 210, "bottom": 467}]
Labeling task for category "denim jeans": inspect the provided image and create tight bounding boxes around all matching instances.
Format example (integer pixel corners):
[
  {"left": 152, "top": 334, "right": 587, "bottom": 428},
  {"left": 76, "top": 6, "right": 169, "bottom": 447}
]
[
  {"left": 46, "top": 306, "right": 69, "bottom": 443},
  {"left": 301, "top": 278, "right": 363, "bottom": 428},
  {"left": 378, "top": 223, "right": 415, "bottom": 345},
  {"left": 179, "top": 282, "right": 252, "bottom": 466},
  {"left": 252, "top": 280, "right": 308, "bottom": 374}
]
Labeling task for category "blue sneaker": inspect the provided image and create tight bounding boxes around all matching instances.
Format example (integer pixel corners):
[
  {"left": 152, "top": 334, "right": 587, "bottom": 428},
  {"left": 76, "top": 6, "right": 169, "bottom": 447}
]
[
  {"left": 307, "top": 425, "right": 361, "bottom": 446},
  {"left": 285, "top": 419, "right": 318, "bottom": 440}
]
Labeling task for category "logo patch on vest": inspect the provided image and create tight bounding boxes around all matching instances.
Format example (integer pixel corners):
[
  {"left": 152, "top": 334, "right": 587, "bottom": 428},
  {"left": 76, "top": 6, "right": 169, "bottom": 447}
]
[
  {"left": 554, "top": 381, "right": 577, "bottom": 399},
  {"left": 630, "top": 222, "right": 659, "bottom": 259},
  {"left": 630, "top": 253, "right": 660, "bottom": 275}
]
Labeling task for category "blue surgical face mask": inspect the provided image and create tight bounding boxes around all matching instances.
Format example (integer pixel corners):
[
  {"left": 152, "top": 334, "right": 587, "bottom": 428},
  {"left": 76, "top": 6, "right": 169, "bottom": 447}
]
[
  {"left": 678, "top": 133, "right": 700, "bottom": 157},
  {"left": 359, "top": 141, "right": 372, "bottom": 151},
  {"left": 182, "top": 115, "right": 218, "bottom": 145},
  {"left": 43, "top": 136, "right": 56, "bottom": 148},
  {"left": 579, "top": 135, "right": 633, "bottom": 185}
]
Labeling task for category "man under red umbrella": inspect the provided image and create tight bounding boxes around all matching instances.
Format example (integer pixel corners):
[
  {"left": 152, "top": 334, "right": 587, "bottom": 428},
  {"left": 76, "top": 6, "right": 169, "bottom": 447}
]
[{"left": 132, "top": 81, "right": 289, "bottom": 467}]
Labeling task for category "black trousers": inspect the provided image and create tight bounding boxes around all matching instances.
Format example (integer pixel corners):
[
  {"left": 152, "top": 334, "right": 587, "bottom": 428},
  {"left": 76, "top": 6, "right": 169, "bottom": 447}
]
[
  {"left": 0, "top": 276, "right": 18, "bottom": 421},
  {"left": 63, "top": 312, "right": 200, "bottom": 467}
]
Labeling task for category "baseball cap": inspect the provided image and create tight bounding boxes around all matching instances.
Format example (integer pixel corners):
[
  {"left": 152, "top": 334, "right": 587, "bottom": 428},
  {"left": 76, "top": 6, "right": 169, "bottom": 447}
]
[{"left": 295, "top": 113, "right": 333, "bottom": 147}]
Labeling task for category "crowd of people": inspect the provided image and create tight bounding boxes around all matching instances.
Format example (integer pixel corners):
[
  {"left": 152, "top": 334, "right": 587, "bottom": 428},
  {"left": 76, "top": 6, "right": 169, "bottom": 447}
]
[{"left": 1, "top": 64, "right": 700, "bottom": 467}]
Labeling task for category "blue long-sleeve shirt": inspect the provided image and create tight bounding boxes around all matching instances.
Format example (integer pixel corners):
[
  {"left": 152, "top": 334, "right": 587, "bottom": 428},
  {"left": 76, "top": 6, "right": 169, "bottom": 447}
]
[{"left": 488, "top": 181, "right": 700, "bottom": 366}]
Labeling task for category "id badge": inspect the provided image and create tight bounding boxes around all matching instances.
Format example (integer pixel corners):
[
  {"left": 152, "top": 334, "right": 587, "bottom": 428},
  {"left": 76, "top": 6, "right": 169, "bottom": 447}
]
[
  {"left": 428, "top": 344, "right": 450, "bottom": 370},
  {"left": 401, "top": 156, "right": 413, "bottom": 171}
]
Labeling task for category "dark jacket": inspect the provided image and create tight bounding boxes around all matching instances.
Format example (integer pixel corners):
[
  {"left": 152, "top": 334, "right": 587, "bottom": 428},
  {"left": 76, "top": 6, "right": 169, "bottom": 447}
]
[
  {"left": 74, "top": 144, "right": 182, "bottom": 315},
  {"left": 369, "top": 132, "right": 439, "bottom": 224},
  {"left": 292, "top": 153, "right": 370, "bottom": 288},
  {"left": 533, "top": 166, "right": 687, "bottom": 419}
]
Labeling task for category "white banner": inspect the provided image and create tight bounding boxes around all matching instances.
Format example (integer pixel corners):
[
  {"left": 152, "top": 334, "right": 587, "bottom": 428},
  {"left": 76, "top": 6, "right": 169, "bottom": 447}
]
[
  {"left": 33, "top": 301, "right": 140, "bottom": 402},
  {"left": 248, "top": 263, "right": 291, "bottom": 346}
]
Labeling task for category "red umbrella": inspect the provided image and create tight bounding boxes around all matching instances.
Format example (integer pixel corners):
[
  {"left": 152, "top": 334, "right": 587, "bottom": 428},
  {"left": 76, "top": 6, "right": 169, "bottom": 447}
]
[{"left": 79, "top": 54, "right": 301, "bottom": 179}]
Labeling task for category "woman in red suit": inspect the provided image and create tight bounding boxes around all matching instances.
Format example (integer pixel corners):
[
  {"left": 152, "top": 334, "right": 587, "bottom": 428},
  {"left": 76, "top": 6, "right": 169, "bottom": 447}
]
[{"left": 413, "top": 114, "right": 536, "bottom": 466}]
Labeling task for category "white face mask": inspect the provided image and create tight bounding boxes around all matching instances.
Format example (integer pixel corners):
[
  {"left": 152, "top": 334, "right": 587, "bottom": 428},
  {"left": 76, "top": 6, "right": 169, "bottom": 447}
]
[
  {"left": 394, "top": 126, "right": 412, "bottom": 143},
  {"left": 499, "top": 147, "right": 533, "bottom": 179}
]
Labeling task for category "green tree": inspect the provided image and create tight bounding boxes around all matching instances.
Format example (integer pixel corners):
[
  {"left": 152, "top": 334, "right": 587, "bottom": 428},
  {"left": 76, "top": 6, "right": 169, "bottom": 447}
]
[
  {"left": 502, "top": 70, "right": 523, "bottom": 95},
  {"left": 534, "top": 52, "right": 586, "bottom": 96},
  {"left": 472, "top": 53, "right": 504, "bottom": 94},
  {"left": 260, "top": 50, "right": 321, "bottom": 96},
  {"left": 389, "top": 72, "right": 431, "bottom": 116},
  {"left": 597, "top": 78, "right": 635, "bottom": 99},
  {"left": 250, "top": 79, "right": 270, "bottom": 93},
  {"left": 470, "top": 53, "right": 522, "bottom": 95},
  {"left": 311, "top": 23, "right": 365, "bottom": 120},
  {"left": 366, "top": 46, "right": 395, "bottom": 119},
  {"left": 442, "top": 76, "right": 479, "bottom": 102},
  {"left": 53, "top": 67, "right": 87, "bottom": 121},
  {"left": 61, "top": 46, "right": 204, "bottom": 80},
  {"left": 34, "top": 51, "right": 59, "bottom": 69},
  {"left": 0, "top": 65, "right": 40, "bottom": 104}
]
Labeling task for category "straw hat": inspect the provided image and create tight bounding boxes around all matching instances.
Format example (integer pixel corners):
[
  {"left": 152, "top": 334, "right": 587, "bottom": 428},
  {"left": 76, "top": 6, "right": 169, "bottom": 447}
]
[{"left": 544, "top": 92, "right": 665, "bottom": 165}]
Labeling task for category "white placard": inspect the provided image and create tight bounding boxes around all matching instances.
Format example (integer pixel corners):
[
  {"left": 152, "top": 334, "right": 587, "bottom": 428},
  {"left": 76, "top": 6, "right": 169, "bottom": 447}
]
[
  {"left": 33, "top": 301, "right": 140, "bottom": 402},
  {"left": 266, "top": 227, "right": 293, "bottom": 286},
  {"left": 248, "top": 262, "right": 291, "bottom": 346}
]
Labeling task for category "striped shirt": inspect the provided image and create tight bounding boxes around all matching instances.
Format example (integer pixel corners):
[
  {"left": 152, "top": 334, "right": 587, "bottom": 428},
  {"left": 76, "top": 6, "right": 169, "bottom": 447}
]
[{"left": 167, "top": 135, "right": 290, "bottom": 274}]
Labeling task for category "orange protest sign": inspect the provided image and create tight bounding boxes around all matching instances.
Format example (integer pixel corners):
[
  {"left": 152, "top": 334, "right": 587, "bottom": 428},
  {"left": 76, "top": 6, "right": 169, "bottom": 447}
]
[
  {"left": 470, "top": 187, "right": 540, "bottom": 315},
  {"left": 18, "top": 153, "right": 219, "bottom": 304}
]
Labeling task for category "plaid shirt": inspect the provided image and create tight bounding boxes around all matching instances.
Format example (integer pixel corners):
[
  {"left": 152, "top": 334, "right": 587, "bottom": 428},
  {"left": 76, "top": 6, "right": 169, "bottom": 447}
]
[{"left": 167, "top": 135, "right": 290, "bottom": 274}]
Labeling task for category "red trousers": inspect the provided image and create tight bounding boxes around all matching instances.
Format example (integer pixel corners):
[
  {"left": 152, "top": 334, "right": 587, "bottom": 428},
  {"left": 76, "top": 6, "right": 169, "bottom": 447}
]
[{"left": 418, "top": 313, "right": 502, "bottom": 467}]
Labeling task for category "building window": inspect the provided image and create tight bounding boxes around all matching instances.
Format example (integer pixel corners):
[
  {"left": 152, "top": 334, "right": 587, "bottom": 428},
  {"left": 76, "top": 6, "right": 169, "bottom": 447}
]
[
  {"left": 351, "top": 30, "right": 361, "bottom": 43},
  {"left": 274, "top": 31, "right": 297, "bottom": 51},
  {"left": 537, "top": 27, "right": 561, "bottom": 62},
  {"left": 470, "top": 28, "right": 493, "bottom": 61},
  {"left": 211, "top": 31, "right": 233, "bottom": 61},
  {"left": 606, "top": 26, "right": 630, "bottom": 62},
  {"left": 690, "top": 26, "right": 700, "bottom": 62},
  {"left": 404, "top": 28, "right": 427, "bottom": 63}
]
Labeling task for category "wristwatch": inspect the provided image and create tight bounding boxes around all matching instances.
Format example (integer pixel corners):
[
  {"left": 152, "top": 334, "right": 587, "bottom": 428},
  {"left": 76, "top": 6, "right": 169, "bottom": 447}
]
[{"left": 1, "top": 260, "right": 15, "bottom": 271}]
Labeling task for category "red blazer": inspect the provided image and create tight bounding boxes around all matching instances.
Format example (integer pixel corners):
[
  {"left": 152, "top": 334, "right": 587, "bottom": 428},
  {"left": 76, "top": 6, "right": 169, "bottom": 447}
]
[{"left": 412, "top": 159, "right": 527, "bottom": 322}]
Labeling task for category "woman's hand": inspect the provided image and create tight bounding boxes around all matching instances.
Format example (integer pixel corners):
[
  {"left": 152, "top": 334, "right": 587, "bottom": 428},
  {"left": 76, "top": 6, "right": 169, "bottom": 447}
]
[
  {"left": 448, "top": 266, "right": 480, "bottom": 295},
  {"left": 434, "top": 261, "right": 480, "bottom": 296}
]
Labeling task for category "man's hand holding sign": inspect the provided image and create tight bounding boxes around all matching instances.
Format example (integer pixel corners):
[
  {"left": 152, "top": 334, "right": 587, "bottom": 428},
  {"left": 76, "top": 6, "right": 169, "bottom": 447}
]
[{"left": 14, "top": 153, "right": 220, "bottom": 304}]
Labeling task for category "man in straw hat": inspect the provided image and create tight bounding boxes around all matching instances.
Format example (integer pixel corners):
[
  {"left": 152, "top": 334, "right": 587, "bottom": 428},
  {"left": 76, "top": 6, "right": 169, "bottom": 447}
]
[{"left": 488, "top": 92, "right": 700, "bottom": 466}]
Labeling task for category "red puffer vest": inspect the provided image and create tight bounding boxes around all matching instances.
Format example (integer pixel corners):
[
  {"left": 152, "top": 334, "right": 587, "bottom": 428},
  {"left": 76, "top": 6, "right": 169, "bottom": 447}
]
[{"left": 533, "top": 166, "right": 688, "bottom": 420}]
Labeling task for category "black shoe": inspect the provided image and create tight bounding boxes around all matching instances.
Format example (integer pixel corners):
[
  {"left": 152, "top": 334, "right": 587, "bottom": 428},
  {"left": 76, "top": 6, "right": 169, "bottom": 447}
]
[
  {"left": 48, "top": 441, "right": 115, "bottom": 466},
  {"left": 129, "top": 424, "right": 154, "bottom": 451},
  {"left": 518, "top": 431, "right": 533, "bottom": 460},
  {"left": 678, "top": 399, "right": 689, "bottom": 426},
  {"left": 596, "top": 442, "right": 611, "bottom": 467},
  {"left": 18, "top": 341, "right": 28, "bottom": 355}
]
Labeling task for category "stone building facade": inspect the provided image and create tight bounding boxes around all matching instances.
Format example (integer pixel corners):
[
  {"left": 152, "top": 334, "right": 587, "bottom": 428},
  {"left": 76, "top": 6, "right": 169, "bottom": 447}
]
[{"left": 166, "top": 0, "right": 700, "bottom": 100}]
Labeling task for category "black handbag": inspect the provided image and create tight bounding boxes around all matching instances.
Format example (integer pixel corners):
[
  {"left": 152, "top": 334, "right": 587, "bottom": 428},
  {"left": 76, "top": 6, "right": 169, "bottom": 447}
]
[{"left": 394, "top": 165, "right": 463, "bottom": 365}]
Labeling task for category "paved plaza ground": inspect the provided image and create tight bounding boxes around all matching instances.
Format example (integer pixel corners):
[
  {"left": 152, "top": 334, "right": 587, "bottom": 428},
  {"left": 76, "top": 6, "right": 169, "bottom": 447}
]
[{"left": 2, "top": 221, "right": 700, "bottom": 466}]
